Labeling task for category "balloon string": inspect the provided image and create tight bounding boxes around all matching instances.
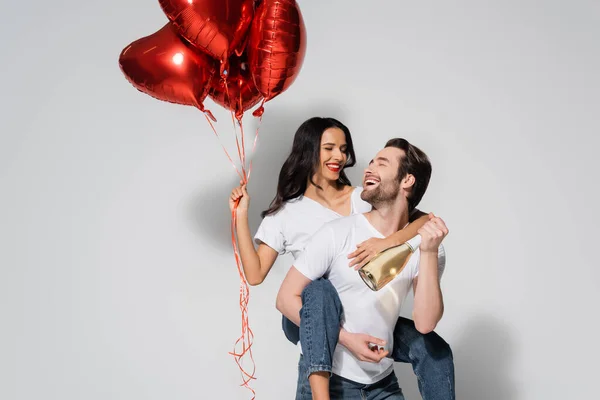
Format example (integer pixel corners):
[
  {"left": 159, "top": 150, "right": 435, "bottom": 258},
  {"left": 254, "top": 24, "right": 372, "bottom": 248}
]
[
  {"left": 202, "top": 78, "right": 264, "bottom": 397},
  {"left": 228, "top": 149, "right": 257, "bottom": 398},
  {"left": 224, "top": 78, "right": 247, "bottom": 179},
  {"left": 203, "top": 113, "right": 244, "bottom": 181},
  {"left": 247, "top": 115, "right": 263, "bottom": 181},
  {"left": 229, "top": 207, "right": 256, "bottom": 399},
  {"left": 203, "top": 91, "right": 263, "bottom": 398},
  {"left": 239, "top": 88, "right": 247, "bottom": 167}
]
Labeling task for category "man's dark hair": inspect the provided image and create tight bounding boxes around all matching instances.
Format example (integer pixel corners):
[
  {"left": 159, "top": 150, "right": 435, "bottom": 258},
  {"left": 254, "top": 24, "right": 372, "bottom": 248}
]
[{"left": 385, "top": 138, "right": 432, "bottom": 212}]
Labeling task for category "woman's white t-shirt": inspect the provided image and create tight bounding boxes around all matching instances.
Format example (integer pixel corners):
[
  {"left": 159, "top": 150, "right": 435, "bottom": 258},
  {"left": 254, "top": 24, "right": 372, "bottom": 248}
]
[{"left": 254, "top": 187, "right": 372, "bottom": 262}]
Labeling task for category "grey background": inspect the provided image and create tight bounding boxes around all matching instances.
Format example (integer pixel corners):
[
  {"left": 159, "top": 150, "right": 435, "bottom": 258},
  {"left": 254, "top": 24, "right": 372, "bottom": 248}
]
[{"left": 1, "top": 0, "right": 599, "bottom": 399}]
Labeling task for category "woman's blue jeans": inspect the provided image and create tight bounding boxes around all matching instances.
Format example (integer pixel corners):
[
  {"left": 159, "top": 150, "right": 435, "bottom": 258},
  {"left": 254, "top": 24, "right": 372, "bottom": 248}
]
[{"left": 283, "top": 278, "right": 455, "bottom": 400}]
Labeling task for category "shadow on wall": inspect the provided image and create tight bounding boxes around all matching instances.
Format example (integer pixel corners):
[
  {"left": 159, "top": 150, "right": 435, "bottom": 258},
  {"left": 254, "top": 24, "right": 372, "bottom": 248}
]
[
  {"left": 453, "top": 315, "right": 518, "bottom": 400},
  {"left": 186, "top": 103, "right": 350, "bottom": 252},
  {"left": 398, "top": 314, "right": 518, "bottom": 400}
]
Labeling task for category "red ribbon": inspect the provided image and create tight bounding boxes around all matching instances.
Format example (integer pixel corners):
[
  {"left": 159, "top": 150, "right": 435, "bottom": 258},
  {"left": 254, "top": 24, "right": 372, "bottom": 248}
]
[{"left": 202, "top": 82, "right": 263, "bottom": 398}]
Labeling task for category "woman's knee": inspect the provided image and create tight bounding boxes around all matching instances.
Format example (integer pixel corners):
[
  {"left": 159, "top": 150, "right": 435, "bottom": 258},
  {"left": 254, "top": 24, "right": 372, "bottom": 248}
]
[
  {"left": 395, "top": 318, "right": 453, "bottom": 361},
  {"left": 417, "top": 330, "right": 454, "bottom": 361},
  {"left": 301, "top": 278, "right": 338, "bottom": 302},
  {"left": 301, "top": 278, "right": 342, "bottom": 315}
]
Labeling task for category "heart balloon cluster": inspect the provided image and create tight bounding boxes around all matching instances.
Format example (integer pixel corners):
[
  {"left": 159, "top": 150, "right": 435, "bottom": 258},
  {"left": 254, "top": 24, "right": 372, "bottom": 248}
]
[{"left": 119, "top": 0, "right": 306, "bottom": 121}]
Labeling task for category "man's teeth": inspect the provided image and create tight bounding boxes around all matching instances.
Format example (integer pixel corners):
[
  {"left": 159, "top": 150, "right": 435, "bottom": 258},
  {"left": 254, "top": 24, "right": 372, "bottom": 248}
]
[{"left": 365, "top": 179, "right": 379, "bottom": 185}]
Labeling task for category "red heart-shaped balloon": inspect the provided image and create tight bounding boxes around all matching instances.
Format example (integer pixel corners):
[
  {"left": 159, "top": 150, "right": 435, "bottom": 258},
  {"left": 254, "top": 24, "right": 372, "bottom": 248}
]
[
  {"left": 209, "top": 52, "right": 263, "bottom": 121},
  {"left": 119, "top": 23, "right": 217, "bottom": 111},
  {"left": 247, "top": 0, "right": 306, "bottom": 106},
  {"left": 159, "top": 0, "right": 255, "bottom": 68}
]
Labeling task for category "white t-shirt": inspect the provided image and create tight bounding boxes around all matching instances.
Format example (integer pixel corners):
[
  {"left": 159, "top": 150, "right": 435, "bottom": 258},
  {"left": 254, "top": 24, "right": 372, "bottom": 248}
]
[
  {"left": 294, "top": 214, "right": 446, "bottom": 385},
  {"left": 254, "top": 187, "right": 372, "bottom": 261}
]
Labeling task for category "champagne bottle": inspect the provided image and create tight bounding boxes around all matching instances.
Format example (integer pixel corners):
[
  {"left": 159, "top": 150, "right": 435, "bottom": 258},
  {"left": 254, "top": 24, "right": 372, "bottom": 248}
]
[{"left": 359, "top": 235, "right": 422, "bottom": 291}]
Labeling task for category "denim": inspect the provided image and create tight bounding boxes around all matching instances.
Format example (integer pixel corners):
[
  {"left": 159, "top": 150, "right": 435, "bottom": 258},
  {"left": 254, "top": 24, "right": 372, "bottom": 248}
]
[
  {"left": 296, "top": 356, "right": 405, "bottom": 400},
  {"left": 282, "top": 278, "right": 455, "bottom": 400},
  {"left": 282, "top": 314, "right": 300, "bottom": 344}
]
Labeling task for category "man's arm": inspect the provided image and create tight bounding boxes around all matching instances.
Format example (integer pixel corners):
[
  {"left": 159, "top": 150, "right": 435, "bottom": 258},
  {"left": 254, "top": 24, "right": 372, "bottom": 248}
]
[
  {"left": 276, "top": 223, "right": 337, "bottom": 324},
  {"left": 276, "top": 265, "right": 389, "bottom": 364},
  {"left": 276, "top": 266, "right": 313, "bottom": 326},
  {"left": 412, "top": 215, "right": 448, "bottom": 334},
  {"left": 412, "top": 252, "right": 444, "bottom": 334}
]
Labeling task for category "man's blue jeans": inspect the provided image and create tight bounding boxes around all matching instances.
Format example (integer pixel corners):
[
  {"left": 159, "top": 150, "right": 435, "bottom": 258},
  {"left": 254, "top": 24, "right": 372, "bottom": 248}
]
[
  {"left": 296, "top": 356, "right": 405, "bottom": 400},
  {"left": 283, "top": 278, "right": 455, "bottom": 400}
]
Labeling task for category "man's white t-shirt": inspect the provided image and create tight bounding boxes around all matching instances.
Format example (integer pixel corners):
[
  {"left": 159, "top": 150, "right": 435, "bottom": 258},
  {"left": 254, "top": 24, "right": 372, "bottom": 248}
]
[
  {"left": 293, "top": 214, "right": 446, "bottom": 385},
  {"left": 254, "top": 187, "right": 371, "bottom": 261}
]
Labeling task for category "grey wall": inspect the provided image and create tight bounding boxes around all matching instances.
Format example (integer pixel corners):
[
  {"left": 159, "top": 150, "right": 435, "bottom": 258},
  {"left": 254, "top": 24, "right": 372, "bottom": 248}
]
[{"left": 1, "top": 1, "right": 598, "bottom": 399}]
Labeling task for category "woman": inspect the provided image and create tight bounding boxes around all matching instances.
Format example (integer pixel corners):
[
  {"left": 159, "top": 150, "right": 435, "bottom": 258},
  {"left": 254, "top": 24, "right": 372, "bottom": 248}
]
[{"left": 229, "top": 117, "right": 454, "bottom": 399}]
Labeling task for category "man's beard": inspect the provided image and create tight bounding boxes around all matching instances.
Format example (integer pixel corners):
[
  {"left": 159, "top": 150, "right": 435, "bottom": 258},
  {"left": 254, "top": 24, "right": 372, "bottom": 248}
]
[{"left": 361, "top": 181, "right": 401, "bottom": 208}]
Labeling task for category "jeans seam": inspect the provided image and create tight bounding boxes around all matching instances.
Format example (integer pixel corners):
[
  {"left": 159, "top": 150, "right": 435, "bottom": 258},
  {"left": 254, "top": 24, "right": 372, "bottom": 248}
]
[
  {"left": 301, "top": 287, "right": 313, "bottom": 380},
  {"left": 408, "top": 346, "right": 428, "bottom": 394},
  {"left": 307, "top": 364, "right": 332, "bottom": 376}
]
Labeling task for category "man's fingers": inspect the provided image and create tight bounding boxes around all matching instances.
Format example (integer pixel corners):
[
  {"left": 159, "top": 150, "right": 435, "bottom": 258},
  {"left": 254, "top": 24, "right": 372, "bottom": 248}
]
[
  {"left": 432, "top": 218, "right": 449, "bottom": 234},
  {"left": 363, "top": 349, "right": 389, "bottom": 363},
  {"left": 420, "top": 224, "right": 436, "bottom": 237},
  {"left": 374, "top": 348, "right": 389, "bottom": 360},
  {"left": 362, "top": 349, "right": 380, "bottom": 362},
  {"left": 428, "top": 226, "right": 444, "bottom": 238},
  {"left": 366, "top": 336, "right": 386, "bottom": 346},
  {"left": 428, "top": 219, "right": 446, "bottom": 237},
  {"left": 426, "top": 223, "right": 441, "bottom": 236}
]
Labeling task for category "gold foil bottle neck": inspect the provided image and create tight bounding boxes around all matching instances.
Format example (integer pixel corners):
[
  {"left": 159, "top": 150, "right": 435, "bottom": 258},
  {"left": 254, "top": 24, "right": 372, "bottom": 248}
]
[{"left": 358, "top": 235, "right": 421, "bottom": 291}]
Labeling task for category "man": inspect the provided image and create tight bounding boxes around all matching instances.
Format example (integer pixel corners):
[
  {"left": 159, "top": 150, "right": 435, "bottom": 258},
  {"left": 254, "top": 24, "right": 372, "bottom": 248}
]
[{"left": 276, "top": 138, "right": 450, "bottom": 399}]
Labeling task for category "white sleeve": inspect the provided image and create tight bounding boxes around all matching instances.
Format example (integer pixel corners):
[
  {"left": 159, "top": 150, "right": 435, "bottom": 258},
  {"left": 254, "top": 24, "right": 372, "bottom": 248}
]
[
  {"left": 414, "top": 244, "right": 446, "bottom": 281},
  {"left": 254, "top": 213, "right": 286, "bottom": 255},
  {"left": 293, "top": 224, "right": 338, "bottom": 281}
]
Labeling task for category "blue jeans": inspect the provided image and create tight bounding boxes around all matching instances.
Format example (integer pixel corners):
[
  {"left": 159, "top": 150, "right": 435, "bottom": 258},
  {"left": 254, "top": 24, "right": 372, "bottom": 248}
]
[
  {"left": 283, "top": 278, "right": 455, "bottom": 400},
  {"left": 296, "top": 356, "right": 405, "bottom": 400}
]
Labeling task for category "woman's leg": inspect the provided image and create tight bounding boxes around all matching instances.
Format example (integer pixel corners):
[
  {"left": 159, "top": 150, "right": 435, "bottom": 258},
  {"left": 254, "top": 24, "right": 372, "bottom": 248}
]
[
  {"left": 299, "top": 278, "right": 344, "bottom": 400},
  {"left": 391, "top": 317, "right": 455, "bottom": 400},
  {"left": 282, "top": 314, "right": 300, "bottom": 345},
  {"left": 295, "top": 355, "right": 313, "bottom": 400}
]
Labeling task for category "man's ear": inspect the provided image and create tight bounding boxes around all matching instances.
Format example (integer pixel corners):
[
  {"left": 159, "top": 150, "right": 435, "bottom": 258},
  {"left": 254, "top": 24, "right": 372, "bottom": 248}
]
[{"left": 401, "top": 174, "right": 415, "bottom": 192}]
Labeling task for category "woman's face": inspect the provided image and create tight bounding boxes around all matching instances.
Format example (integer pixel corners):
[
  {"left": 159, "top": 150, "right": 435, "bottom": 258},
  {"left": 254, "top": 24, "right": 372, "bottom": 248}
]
[{"left": 316, "top": 127, "right": 348, "bottom": 182}]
